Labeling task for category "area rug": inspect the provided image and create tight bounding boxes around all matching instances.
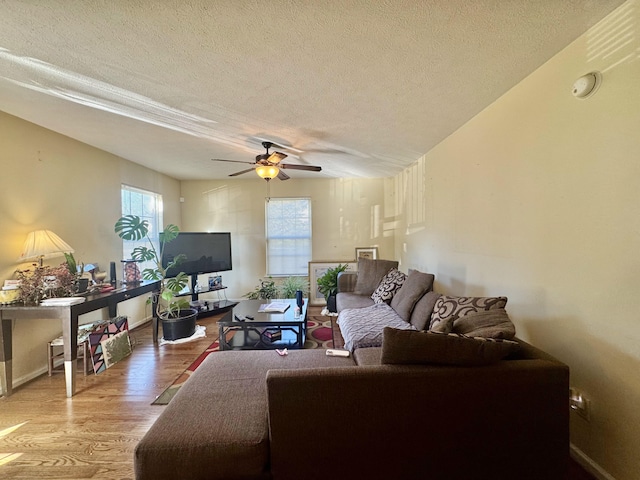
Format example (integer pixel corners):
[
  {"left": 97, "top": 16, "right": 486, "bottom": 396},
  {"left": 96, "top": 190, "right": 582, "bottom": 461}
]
[{"left": 152, "top": 318, "right": 333, "bottom": 405}]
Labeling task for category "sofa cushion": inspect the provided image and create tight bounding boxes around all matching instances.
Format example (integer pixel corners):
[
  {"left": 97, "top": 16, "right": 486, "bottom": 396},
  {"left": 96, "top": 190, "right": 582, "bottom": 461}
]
[
  {"left": 430, "top": 315, "right": 454, "bottom": 334},
  {"left": 134, "top": 349, "right": 354, "bottom": 480},
  {"left": 336, "top": 292, "right": 375, "bottom": 311},
  {"left": 390, "top": 269, "right": 435, "bottom": 321},
  {"left": 429, "top": 295, "right": 508, "bottom": 331},
  {"left": 453, "top": 308, "right": 516, "bottom": 339},
  {"left": 353, "top": 346, "right": 383, "bottom": 365},
  {"left": 409, "top": 291, "right": 441, "bottom": 330},
  {"left": 371, "top": 268, "right": 406, "bottom": 304},
  {"left": 353, "top": 258, "right": 399, "bottom": 296},
  {"left": 337, "top": 271, "right": 358, "bottom": 293},
  {"left": 380, "top": 328, "right": 519, "bottom": 366},
  {"left": 337, "top": 303, "right": 416, "bottom": 351}
]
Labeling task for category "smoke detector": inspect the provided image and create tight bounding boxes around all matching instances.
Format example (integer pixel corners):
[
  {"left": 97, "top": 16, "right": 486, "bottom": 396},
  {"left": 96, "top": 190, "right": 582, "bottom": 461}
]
[{"left": 572, "top": 72, "right": 601, "bottom": 99}]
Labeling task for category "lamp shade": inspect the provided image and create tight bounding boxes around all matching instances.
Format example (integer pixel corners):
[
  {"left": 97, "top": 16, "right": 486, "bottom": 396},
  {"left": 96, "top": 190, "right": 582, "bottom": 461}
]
[
  {"left": 18, "top": 230, "right": 75, "bottom": 263},
  {"left": 256, "top": 165, "right": 279, "bottom": 180}
]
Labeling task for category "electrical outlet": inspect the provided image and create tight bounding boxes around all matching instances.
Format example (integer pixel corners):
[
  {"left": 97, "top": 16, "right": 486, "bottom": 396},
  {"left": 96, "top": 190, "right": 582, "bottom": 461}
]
[{"left": 570, "top": 388, "right": 591, "bottom": 421}]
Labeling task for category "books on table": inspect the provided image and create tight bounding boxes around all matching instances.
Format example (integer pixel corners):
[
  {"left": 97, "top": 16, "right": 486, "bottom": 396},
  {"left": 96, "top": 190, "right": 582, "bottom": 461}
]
[
  {"left": 263, "top": 330, "right": 282, "bottom": 342},
  {"left": 40, "top": 297, "right": 86, "bottom": 306},
  {"left": 258, "top": 302, "right": 290, "bottom": 313}
]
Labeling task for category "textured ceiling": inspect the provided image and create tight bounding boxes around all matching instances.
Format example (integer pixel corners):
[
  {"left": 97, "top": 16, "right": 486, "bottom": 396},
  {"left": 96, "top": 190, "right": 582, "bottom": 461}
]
[{"left": 0, "top": 0, "right": 625, "bottom": 180}]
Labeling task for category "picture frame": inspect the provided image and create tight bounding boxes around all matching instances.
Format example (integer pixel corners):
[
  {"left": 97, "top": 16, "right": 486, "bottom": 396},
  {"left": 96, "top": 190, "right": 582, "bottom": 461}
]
[
  {"left": 355, "top": 247, "right": 378, "bottom": 260},
  {"left": 89, "top": 316, "right": 130, "bottom": 374},
  {"left": 308, "top": 261, "right": 358, "bottom": 306},
  {"left": 208, "top": 275, "right": 222, "bottom": 290}
]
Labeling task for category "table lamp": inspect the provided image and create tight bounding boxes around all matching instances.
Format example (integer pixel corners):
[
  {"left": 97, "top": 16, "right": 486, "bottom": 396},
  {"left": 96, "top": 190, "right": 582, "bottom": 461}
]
[{"left": 17, "top": 230, "right": 75, "bottom": 267}]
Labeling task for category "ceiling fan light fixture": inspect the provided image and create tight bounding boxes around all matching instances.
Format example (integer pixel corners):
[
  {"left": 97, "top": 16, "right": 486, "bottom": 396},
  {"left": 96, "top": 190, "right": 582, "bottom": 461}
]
[{"left": 256, "top": 164, "right": 280, "bottom": 180}]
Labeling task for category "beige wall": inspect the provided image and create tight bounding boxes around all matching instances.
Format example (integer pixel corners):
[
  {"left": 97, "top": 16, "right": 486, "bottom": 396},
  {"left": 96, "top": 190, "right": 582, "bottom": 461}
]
[
  {"left": 0, "top": 111, "right": 181, "bottom": 386},
  {"left": 394, "top": 3, "right": 639, "bottom": 479},
  {"left": 1, "top": 3, "right": 638, "bottom": 477},
  {"left": 179, "top": 177, "right": 394, "bottom": 298}
]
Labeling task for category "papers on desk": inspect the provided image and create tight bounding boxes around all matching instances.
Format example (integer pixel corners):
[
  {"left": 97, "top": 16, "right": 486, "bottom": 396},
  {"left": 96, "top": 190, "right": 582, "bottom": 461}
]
[
  {"left": 40, "top": 297, "right": 86, "bottom": 306},
  {"left": 258, "top": 302, "right": 290, "bottom": 313}
]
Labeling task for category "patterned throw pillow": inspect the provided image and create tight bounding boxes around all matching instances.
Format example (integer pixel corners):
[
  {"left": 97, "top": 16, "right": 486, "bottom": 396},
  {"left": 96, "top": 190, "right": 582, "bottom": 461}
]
[
  {"left": 430, "top": 315, "right": 454, "bottom": 334},
  {"left": 371, "top": 268, "right": 407, "bottom": 304},
  {"left": 429, "top": 295, "right": 507, "bottom": 331}
]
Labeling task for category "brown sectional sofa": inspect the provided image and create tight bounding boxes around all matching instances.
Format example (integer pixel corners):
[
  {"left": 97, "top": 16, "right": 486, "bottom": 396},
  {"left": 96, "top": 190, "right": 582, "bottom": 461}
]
[
  {"left": 135, "top": 338, "right": 569, "bottom": 479},
  {"left": 335, "top": 258, "right": 439, "bottom": 350},
  {"left": 135, "top": 259, "right": 569, "bottom": 479}
]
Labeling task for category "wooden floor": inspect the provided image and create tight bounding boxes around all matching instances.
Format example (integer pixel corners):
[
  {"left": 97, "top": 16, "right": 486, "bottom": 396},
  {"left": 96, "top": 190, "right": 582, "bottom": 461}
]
[
  {"left": 0, "top": 308, "right": 596, "bottom": 480},
  {"left": 0, "top": 312, "right": 227, "bottom": 479}
]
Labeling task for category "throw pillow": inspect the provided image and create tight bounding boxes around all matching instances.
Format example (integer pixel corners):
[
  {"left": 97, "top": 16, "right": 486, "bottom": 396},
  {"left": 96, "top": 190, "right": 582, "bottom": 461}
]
[
  {"left": 409, "top": 291, "right": 441, "bottom": 330},
  {"left": 390, "top": 269, "right": 435, "bottom": 322},
  {"left": 429, "top": 295, "right": 508, "bottom": 331},
  {"left": 371, "top": 268, "right": 407, "bottom": 304},
  {"left": 430, "top": 315, "right": 454, "bottom": 334},
  {"left": 380, "top": 328, "right": 519, "bottom": 366},
  {"left": 353, "top": 258, "right": 399, "bottom": 296},
  {"left": 452, "top": 308, "right": 516, "bottom": 339}
]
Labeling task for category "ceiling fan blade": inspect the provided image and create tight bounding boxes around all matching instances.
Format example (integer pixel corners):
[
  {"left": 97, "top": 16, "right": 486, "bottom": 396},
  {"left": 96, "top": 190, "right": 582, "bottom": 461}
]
[
  {"left": 277, "top": 170, "right": 290, "bottom": 181},
  {"left": 267, "top": 151, "right": 287, "bottom": 164},
  {"left": 279, "top": 163, "right": 322, "bottom": 172},
  {"left": 228, "top": 168, "right": 256, "bottom": 177},
  {"left": 212, "top": 158, "right": 256, "bottom": 166}
]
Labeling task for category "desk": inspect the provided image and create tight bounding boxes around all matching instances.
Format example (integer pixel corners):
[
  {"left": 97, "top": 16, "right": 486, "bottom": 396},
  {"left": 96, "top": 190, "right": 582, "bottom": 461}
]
[{"left": 0, "top": 280, "right": 158, "bottom": 398}]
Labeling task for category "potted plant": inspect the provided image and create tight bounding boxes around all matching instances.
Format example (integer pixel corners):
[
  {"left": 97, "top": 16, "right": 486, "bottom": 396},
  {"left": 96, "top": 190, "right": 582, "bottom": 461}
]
[
  {"left": 15, "top": 264, "right": 76, "bottom": 304},
  {"left": 64, "top": 253, "right": 89, "bottom": 293},
  {"left": 114, "top": 215, "right": 196, "bottom": 340},
  {"left": 316, "top": 263, "right": 349, "bottom": 313},
  {"left": 244, "top": 277, "right": 278, "bottom": 300},
  {"left": 278, "top": 276, "right": 309, "bottom": 299}
]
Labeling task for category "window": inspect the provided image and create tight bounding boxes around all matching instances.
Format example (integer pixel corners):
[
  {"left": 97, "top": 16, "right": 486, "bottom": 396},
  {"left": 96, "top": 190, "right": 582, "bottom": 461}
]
[
  {"left": 121, "top": 185, "right": 163, "bottom": 272},
  {"left": 266, "top": 198, "right": 312, "bottom": 276}
]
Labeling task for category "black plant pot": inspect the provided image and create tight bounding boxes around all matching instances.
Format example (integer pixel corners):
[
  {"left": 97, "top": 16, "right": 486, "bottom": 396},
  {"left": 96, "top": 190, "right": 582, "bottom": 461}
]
[
  {"left": 161, "top": 308, "right": 198, "bottom": 341},
  {"left": 76, "top": 278, "right": 89, "bottom": 293},
  {"left": 326, "top": 295, "right": 337, "bottom": 313}
]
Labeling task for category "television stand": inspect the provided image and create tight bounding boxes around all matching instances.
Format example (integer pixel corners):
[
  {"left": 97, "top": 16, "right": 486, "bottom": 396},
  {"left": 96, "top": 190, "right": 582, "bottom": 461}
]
[{"left": 183, "top": 274, "right": 237, "bottom": 319}]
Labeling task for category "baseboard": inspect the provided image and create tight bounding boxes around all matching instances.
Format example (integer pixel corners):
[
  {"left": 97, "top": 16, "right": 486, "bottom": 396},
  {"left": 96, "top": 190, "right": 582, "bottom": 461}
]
[
  {"left": 10, "top": 314, "right": 153, "bottom": 392},
  {"left": 13, "top": 365, "right": 50, "bottom": 390},
  {"left": 570, "top": 443, "right": 617, "bottom": 480}
]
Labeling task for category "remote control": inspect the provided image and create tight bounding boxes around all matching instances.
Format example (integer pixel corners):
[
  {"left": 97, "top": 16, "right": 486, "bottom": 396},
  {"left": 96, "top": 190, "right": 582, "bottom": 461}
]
[
  {"left": 245, "top": 315, "right": 254, "bottom": 320},
  {"left": 326, "top": 349, "right": 350, "bottom": 357}
]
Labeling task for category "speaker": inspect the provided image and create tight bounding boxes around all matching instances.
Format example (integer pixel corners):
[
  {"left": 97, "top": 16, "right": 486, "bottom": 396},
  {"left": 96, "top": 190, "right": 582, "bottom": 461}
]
[
  {"left": 296, "top": 290, "right": 303, "bottom": 309},
  {"left": 110, "top": 262, "right": 117, "bottom": 286}
]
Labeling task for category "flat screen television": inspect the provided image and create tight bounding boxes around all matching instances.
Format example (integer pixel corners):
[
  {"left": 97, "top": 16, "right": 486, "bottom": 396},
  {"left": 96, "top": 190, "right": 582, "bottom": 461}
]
[{"left": 161, "top": 232, "right": 232, "bottom": 278}]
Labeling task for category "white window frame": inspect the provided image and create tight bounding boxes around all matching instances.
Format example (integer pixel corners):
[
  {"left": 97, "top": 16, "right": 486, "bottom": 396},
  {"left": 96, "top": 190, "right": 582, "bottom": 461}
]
[
  {"left": 266, "top": 197, "right": 312, "bottom": 276},
  {"left": 120, "top": 185, "right": 163, "bottom": 273}
]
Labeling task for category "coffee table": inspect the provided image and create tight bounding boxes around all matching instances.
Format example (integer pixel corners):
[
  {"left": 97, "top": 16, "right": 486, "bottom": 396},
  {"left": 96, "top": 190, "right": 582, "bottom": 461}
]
[{"left": 218, "top": 298, "right": 308, "bottom": 350}]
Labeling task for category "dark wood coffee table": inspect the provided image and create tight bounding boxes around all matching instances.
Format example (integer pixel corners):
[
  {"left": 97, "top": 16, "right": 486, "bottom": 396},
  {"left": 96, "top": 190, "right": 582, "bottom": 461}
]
[{"left": 218, "top": 299, "right": 308, "bottom": 350}]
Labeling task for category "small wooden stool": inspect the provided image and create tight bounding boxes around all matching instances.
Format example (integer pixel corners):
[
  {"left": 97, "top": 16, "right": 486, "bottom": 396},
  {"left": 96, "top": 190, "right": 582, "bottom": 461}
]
[{"left": 47, "top": 337, "right": 92, "bottom": 376}]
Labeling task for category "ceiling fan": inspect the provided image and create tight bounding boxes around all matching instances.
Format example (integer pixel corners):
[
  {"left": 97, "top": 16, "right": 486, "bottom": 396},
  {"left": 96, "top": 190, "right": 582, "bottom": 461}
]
[{"left": 211, "top": 141, "right": 322, "bottom": 181}]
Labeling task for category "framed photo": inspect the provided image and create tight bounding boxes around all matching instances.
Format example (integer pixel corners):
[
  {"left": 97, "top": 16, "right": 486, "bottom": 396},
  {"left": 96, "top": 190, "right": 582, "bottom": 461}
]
[
  {"left": 355, "top": 247, "right": 378, "bottom": 260},
  {"left": 208, "top": 275, "right": 222, "bottom": 290},
  {"left": 308, "top": 261, "right": 357, "bottom": 306}
]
